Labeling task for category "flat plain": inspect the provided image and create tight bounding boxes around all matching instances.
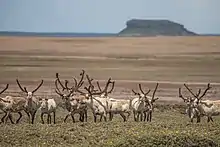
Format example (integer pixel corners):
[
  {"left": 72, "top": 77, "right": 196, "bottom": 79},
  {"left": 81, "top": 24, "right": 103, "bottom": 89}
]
[{"left": 1, "top": 36, "right": 220, "bottom": 146}]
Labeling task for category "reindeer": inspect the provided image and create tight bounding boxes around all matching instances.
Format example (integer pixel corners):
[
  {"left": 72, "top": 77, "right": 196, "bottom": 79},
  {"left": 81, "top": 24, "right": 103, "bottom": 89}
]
[
  {"left": 0, "top": 84, "right": 28, "bottom": 124},
  {"left": 79, "top": 74, "right": 115, "bottom": 122},
  {"left": 96, "top": 80, "right": 132, "bottom": 122},
  {"left": 16, "top": 79, "right": 43, "bottom": 124},
  {"left": 131, "top": 83, "right": 159, "bottom": 122},
  {"left": 179, "top": 83, "right": 215, "bottom": 123},
  {"left": 55, "top": 70, "right": 87, "bottom": 123},
  {"left": 39, "top": 98, "right": 57, "bottom": 124}
]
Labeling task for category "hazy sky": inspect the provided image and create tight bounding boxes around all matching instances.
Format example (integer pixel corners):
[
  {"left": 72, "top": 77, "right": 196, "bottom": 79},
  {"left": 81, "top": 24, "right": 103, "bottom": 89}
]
[{"left": 0, "top": 0, "right": 219, "bottom": 34}]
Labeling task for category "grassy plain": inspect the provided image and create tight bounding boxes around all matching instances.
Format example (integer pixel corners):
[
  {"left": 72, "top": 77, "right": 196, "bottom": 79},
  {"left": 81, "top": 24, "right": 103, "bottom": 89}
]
[{"left": 0, "top": 36, "right": 220, "bottom": 146}]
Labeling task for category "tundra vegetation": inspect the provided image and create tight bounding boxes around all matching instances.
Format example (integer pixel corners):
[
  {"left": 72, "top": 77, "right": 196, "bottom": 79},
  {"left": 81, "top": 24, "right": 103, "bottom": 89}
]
[{"left": 1, "top": 71, "right": 220, "bottom": 146}]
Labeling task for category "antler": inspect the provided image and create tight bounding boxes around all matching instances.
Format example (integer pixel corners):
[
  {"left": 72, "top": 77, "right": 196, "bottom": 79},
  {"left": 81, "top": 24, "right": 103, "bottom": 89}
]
[
  {"left": 55, "top": 73, "right": 66, "bottom": 91},
  {"left": 108, "top": 81, "right": 115, "bottom": 94},
  {"left": 196, "top": 89, "right": 201, "bottom": 97},
  {"left": 86, "top": 74, "right": 95, "bottom": 92},
  {"left": 184, "top": 83, "right": 211, "bottom": 100},
  {"left": 16, "top": 79, "right": 28, "bottom": 93},
  {"left": 132, "top": 89, "right": 140, "bottom": 95},
  {"left": 96, "top": 80, "right": 115, "bottom": 95},
  {"left": 32, "top": 80, "right": 44, "bottom": 93},
  {"left": 86, "top": 78, "right": 113, "bottom": 96},
  {"left": 198, "top": 83, "right": 211, "bottom": 99},
  {"left": 55, "top": 79, "right": 64, "bottom": 96},
  {"left": 96, "top": 81, "right": 102, "bottom": 91},
  {"left": 78, "top": 70, "right": 85, "bottom": 88},
  {"left": 184, "top": 84, "right": 197, "bottom": 99},
  {"left": 0, "top": 84, "right": 9, "bottom": 95},
  {"left": 152, "top": 83, "right": 159, "bottom": 100},
  {"left": 179, "top": 87, "right": 187, "bottom": 101},
  {"left": 138, "top": 84, "right": 151, "bottom": 96}
]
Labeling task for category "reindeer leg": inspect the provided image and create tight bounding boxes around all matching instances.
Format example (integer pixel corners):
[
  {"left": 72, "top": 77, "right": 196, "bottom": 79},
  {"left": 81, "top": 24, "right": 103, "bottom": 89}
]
[
  {"left": 207, "top": 116, "right": 210, "bottom": 123},
  {"left": 133, "top": 111, "right": 137, "bottom": 121},
  {"left": 137, "top": 113, "right": 140, "bottom": 122},
  {"left": 84, "top": 110, "right": 88, "bottom": 122},
  {"left": 127, "top": 112, "right": 131, "bottom": 121},
  {"left": 143, "top": 112, "right": 147, "bottom": 121},
  {"left": 94, "top": 114, "right": 97, "bottom": 122},
  {"left": 100, "top": 114, "right": 103, "bottom": 122},
  {"left": 148, "top": 111, "right": 152, "bottom": 122},
  {"left": 196, "top": 115, "right": 201, "bottom": 123},
  {"left": 1, "top": 112, "right": 7, "bottom": 123},
  {"left": 1, "top": 112, "right": 14, "bottom": 124},
  {"left": 64, "top": 114, "right": 70, "bottom": 123},
  {"left": 147, "top": 112, "right": 150, "bottom": 122},
  {"left": 103, "top": 112, "right": 107, "bottom": 122},
  {"left": 31, "top": 111, "right": 37, "bottom": 124},
  {"left": 41, "top": 113, "right": 45, "bottom": 124},
  {"left": 119, "top": 113, "right": 126, "bottom": 122},
  {"left": 9, "top": 114, "right": 14, "bottom": 124},
  {"left": 210, "top": 117, "right": 214, "bottom": 122},
  {"left": 4, "top": 111, "right": 11, "bottom": 124},
  {"left": 71, "top": 113, "right": 75, "bottom": 123},
  {"left": 140, "top": 113, "right": 143, "bottom": 121},
  {"left": 24, "top": 110, "right": 31, "bottom": 124},
  {"left": 47, "top": 114, "right": 51, "bottom": 124},
  {"left": 16, "top": 112, "right": 23, "bottom": 124},
  {"left": 53, "top": 111, "right": 56, "bottom": 124},
  {"left": 109, "top": 112, "right": 113, "bottom": 121},
  {"left": 79, "top": 112, "right": 84, "bottom": 122}
]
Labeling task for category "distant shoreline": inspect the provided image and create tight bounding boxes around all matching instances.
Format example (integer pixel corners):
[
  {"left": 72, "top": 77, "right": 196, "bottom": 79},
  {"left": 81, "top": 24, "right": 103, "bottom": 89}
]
[
  {"left": 0, "top": 31, "right": 219, "bottom": 37},
  {"left": 0, "top": 31, "right": 117, "bottom": 37}
]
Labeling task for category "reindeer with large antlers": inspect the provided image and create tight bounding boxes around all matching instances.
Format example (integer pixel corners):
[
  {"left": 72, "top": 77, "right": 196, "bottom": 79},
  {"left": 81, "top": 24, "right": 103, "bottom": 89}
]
[
  {"left": 16, "top": 79, "right": 43, "bottom": 124},
  {"left": 0, "top": 84, "right": 28, "bottom": 124},
  {"left": 79, "top": 74, "right": 116, "bottom": 122},
  {"left": 95, "top": 79, "right": 133, "bottom": 122},
  {"left": 55, "top": 70, "right": 87, "bottom": 123},
  {"left": 179, "top": 83, "right": 219, "bottom": 123},
  {"left": 131, "top": 83, "right": 159, "bottom": 122}
]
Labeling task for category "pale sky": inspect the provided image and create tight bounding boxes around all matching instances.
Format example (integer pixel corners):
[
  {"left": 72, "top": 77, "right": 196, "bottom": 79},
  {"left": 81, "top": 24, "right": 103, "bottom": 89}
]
[{"left": 0, "top": 0, "right": 219, "bottom": 34}]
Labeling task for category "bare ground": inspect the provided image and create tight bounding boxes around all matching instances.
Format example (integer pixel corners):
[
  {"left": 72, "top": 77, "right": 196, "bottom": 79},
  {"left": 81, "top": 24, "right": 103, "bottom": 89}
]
[{"left": 0, "top": 36, "right": 220, "bottom": 103}]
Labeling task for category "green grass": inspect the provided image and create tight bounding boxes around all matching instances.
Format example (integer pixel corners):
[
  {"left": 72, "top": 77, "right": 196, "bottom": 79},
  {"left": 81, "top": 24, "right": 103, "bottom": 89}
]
[{"left": 1, "top": 107, "right": 220, "bottom": 147}]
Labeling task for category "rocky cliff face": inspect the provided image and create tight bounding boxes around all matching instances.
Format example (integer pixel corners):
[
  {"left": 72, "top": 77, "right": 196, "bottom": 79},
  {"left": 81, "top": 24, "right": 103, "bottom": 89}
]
[{"left": 118, "top": 19, "right": 197, "bottom": 36}]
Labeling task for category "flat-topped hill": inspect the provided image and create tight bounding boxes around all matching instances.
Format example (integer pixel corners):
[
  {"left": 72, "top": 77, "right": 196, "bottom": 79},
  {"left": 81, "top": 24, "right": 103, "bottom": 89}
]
[{"left": 118, "top": 19, "right": 197, "bottom": 36}]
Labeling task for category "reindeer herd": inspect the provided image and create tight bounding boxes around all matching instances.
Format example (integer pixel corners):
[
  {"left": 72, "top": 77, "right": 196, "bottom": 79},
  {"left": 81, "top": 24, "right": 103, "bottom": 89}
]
[{"left": 0, "top": 70, "right": 220, "bottom": 125}]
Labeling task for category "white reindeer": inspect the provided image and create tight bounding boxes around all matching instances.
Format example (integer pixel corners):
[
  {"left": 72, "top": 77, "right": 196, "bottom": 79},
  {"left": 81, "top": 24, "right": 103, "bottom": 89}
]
[
  {"left": 95, "top": 80, "right": 132, "bottom": 122},
  {"left": 78, "top": 75, "right": 116, "bottom": 122},
  {"left": 16, "top": 79, "right": 43, "bottom": 124},
  {"left": 131, "top": 83, "right": 159, "bottom": 122},
  {"left": 39, "top": 98, "right": 57, "bottom": 124}
]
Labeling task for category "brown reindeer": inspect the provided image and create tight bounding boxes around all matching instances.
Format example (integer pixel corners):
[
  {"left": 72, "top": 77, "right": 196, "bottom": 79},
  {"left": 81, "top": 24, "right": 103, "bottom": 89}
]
[
  {"left": 16, "top": 79, "right": 43, "bottom": 124},
  {"left": 179, "top": 83, "right": 213, "bottom": 123},
  {"left": 0, "top": 84, "right": 28, "bottom": 124},
  {"left": 55, "top": 70, "right": 87, "bottom": 123}
]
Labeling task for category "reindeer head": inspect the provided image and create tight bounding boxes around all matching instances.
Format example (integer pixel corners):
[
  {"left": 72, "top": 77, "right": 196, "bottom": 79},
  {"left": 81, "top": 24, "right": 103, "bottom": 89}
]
[
  {"left": 132, "top": 84, "right": 151, "bottom": 101},
  {"left": 16, "top": 79, "right": 43, "bottom": 99},
  {"left": 39, "top": 98, "right": 48, "bottom": 109}
]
